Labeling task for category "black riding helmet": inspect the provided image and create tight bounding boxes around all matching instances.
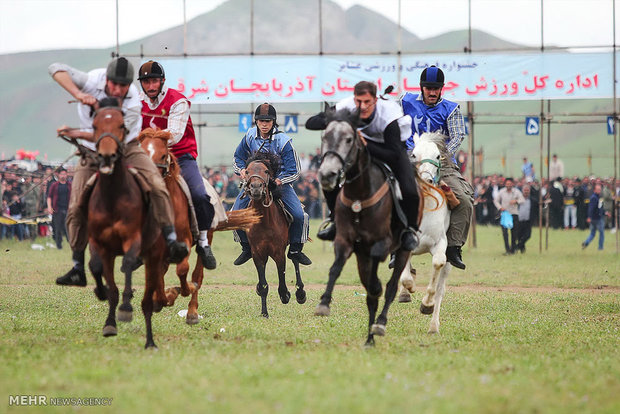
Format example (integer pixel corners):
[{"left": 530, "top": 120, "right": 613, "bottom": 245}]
[
  {"left": 138, "top": 60, "right": 166, "bottom": 96},
  {"left": 106, "top": 57, "right": 134, "bottom": 85},
  {"left": 254, "top": 103, "right": 278, "bottom": 138},
  {"left": 420, "top": 65, "right": 445, "bottom": 89}
]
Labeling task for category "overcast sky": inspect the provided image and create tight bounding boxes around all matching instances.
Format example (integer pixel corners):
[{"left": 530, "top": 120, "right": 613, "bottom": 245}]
[{"left": 0, "top": 0, "right": 618, "bottom": 54}]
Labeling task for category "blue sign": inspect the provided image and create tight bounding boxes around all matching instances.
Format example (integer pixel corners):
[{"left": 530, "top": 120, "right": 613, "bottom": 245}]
[
  {"left": 607, "top": 116, "right": 615, "bottom": 135},
  {"left": 238, "top": 114, "right": 252, "bottom": 132},
  {"left": 463, "top": 116, "right": 469, "bottom": 135},
  {"left": 525, "top": 117, "right": 540, "bottom": 135},
  {"left": 284, "top": 115, "right": 298, "bottom": 133}
]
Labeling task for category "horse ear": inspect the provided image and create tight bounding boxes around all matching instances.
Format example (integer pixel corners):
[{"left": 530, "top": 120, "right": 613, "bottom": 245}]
[
  {"left": 349, "top": 107, "right": 361, "bottom": 128},
  {"left": 323, "top": 101, "right": 331, "bottom": 112},
  {"left": 412, "top": 133, "right": 420, "bottom": 146}
]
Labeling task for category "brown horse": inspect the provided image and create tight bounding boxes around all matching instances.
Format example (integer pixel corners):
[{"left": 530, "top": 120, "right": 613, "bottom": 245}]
[
  {"left": 86, "top": 102, "right": 180, "bottom": 349},
  {"left": 315, "top": 106, "right": 418, "bottom": 347},
  {"left": 243, "top": 152, "right": 307, "bottom": 318},
  {"left": 138, "top": 128, "right": 261, "bottom": 324}
]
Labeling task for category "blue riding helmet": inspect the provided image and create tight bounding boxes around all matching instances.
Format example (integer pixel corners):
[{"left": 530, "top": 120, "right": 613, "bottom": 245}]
[{"left": 420, "top": 65, "right": 445, "bottom": 89}]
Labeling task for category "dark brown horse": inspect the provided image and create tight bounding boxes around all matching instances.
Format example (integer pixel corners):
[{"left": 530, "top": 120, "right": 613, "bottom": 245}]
[
  {"left": 315, "top": 107, "right": 416, "bottom": 347},
  {"left": 86, "top": 103, "right": 179, "bottom": 349},
  {"left": 138, "top": 128, "right": 260, "bottom": 324},
  {"left": 243, "top": 152, "right": 307, "bottom": 318}
]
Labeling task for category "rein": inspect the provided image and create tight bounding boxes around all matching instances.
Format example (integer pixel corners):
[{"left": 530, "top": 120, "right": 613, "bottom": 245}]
[{"left": 417, "top": 158, "right": 441, "bottom": 184}]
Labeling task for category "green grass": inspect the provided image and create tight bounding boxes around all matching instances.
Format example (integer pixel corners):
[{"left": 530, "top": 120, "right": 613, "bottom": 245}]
[{"left": 0, "top": 222, "right": 619, "bottom": 413}]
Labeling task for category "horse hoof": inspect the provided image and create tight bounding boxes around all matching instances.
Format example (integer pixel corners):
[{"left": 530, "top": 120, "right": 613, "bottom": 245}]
[
  {"left": 186, "top": 314, "right": 200, "bottom": 325},
  {"left": 371, "top": 324, "right": 386, "bottom": 336},
  {"left": 144, "top": 342, "right": 158, "bottom": 350},
  {"left": 314, "top": 304, "right": 330, "bottom": 317},
  {"left": 117, "top": 310, "right": 133, "bottom": 322},
  {"left": 420, "top": 303, "right": 434, "bottom": 315},
  {"left": 364, "top": 338, "right": 375, "bottom": 348},
  {"left": 295, "top": 289, "right": 307, "bottom": 304},
  {"left": 398, "top": 291, "right": 412, "bottom": 303},
  {"left": 261, "top": 312, "right": 269, "bottom": 318},
  {"left": 102, "top": 325, "right": 117, "bottom": 337},
  {"left": 93, "top": 286, "right": 108, "bottom": 301},
  {"left": 280, "top": 291, "right": 291, "bottom": 305}
]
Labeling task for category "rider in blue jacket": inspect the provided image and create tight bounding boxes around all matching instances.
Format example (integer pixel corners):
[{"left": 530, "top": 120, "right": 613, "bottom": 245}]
[
  {"left": 400, "top": 66, "right": 474, "bottom": 270},
  {"left": 232, "top": 103, "right": 311, "bottom": 266}
]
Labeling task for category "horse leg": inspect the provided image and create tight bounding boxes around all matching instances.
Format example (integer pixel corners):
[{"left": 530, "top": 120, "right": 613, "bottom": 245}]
[
  {"left": 142, "top": 263, "right": 157, "bottom": 349},
  {"left": 356, "top": 254, "right": 381, "bottom": 347},
  {"left": 89, "top": 250, "right": 108, "bottom": 301},
  {"left": 314, "top": 242, "right": 352, "bottom": 316},
  {"left": 421, "top": 243, "right": 447, "bottom": 316},
  {"left": 292, "top": 258, "right": 306, "bottom": 304},
  {"left": 398, "top": 262, "right": 416, "bottom": 303},
  {"left": 275, "top": 252, "right": 290, "bottom": 305},
  {"left": 175, "top": 257, "right": 194, "bottom": 297},
  {"left": 118, "top": 246, "right": 140, "bottom": 323},
  {"left": 254, "top": 257, "right": 269, "bottom": 318},
  {"left": 100, "top": 252, "right": 118, "bottom": 337},
  {"left": 429, "top": 264, "right": 450, "bottom": 334},
  {"left": 186, "top": 256, "right": 204, "bottom": 325},
  {"left": 373, "top": 249, "right": 410, "bottom": 336}
]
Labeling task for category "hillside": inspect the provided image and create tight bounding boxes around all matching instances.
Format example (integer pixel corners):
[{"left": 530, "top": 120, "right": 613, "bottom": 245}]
[{"left": 0, "top": 0, "right": 615, "bottom": 177}]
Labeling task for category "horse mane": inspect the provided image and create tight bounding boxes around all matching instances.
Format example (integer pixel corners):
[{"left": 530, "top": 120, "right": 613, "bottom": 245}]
[
  {"left": 138, "top": 128, "right": 180, "bottom": 179},
  {"left": 246, "top": 151, "right": 283, "bottom": 199},
  {"left": 416, "top": 132, "right": 448, "bottom": 154},
  {"left": 324, "top": 105, "right": 359, "bottom": 129},
  {"left": 247, "top": 151, "right": 282, "bottom": 177}
]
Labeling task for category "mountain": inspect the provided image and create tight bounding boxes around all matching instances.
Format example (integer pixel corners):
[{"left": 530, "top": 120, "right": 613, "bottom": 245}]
[{"left": 0, "top": 0, "right": 613, "bottom": 177}]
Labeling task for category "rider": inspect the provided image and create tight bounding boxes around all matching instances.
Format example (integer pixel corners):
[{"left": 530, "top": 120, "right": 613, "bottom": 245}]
[
  {"left": 138, "top": 60, "right": 217, "bottom": 270},
  {"left": 232, "top": 103, "right": 311, "bottom": 266},
  {"left": 400, "top": 65, "right": 474, "bottom": 270},
  {"left": 49, "top": 57, "right": 190, "bottom": 286},
  {"left": 308, "top": 81, "right": 419, "bottom": 251}
]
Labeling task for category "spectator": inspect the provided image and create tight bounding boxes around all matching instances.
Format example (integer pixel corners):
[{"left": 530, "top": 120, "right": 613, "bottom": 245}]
[
  {"left": 521, "top": 157, "right": 535, "bottom": 181},
  {"left": 549, "top": 154, "right": 564, "bottom": 181},
  {"left": 494, "top": 177, "right": 524, "bottom": 255},
  {"left": 581, "top": 183, "right": 609, "bottom": 250},
  {"left": 563, "top": 179, "right": 577, "bottom": 229},
  {"left": 548, "top": 179, "right": 564, "bottom": 229},
  {"left": 47, "top": 168, "right": 71, "bottom": 249},
  {"left": 516, "top": 185, "right": 533, "bottom": 253}
]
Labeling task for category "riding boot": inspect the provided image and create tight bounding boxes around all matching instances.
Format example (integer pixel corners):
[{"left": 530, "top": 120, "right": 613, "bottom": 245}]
[
  {"left": 162, "top": 225, "right": 189, "bottom": 264},
  {"left": 317, "top": 219, "right": 336, "bottom": 241},
  {"left": 446, "top": 245, "right": 466, "bottom": 270},
  {"left": 196, "top": 244, "right": 217, "bottom": 270},
  {"left": 401, "top": 228, "right": 418, "bottom": 251},
  {"left": 234, "top": 243, "right": 252, "bottom": 266},
  {"left": 287, "top": 243, "right": 312, "bottom": 265},
  {"left": 388, "top": 253, "right": 395, "bottom": 269}
]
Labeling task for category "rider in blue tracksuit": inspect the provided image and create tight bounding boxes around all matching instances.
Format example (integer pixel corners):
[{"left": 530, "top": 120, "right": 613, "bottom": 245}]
[{"left": 231, "top": 103, "right": 311, "bottom": 266}]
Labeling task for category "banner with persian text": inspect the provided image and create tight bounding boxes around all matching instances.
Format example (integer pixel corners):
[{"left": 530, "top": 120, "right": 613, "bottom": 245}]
[{"left": 156, "top": 52, "right": 618, "bottom": 104}]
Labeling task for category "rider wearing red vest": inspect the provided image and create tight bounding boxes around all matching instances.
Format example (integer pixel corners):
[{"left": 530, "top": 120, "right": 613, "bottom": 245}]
[{"left": 139, "top": 60, "right": 217, "bottom": 269}]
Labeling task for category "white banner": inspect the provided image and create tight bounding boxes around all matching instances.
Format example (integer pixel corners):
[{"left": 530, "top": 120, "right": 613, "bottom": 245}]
[{"left": 154, "top": 51, "right": 618, "bottom": 104}]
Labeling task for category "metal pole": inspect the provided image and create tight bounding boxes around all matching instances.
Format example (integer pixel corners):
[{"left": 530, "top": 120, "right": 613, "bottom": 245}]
[
  {"left": 250, "top": 0, "right": 254, "bottom": 55},
  {"left": 397, "top": 0, "right": 402, "bottom": 93},
  {"left": 318, "top": 0, "right": 323, "bottom": 55},
  {"left": 115, "top": 0, "right": 119, "bottom": 57},
  {"left": 613, "top": 0, "right": 618, "bottom": 254},
  {"left": 467, "top": 0, "right": 476, "bottom": 248},
  {"left": 183, "top": 0, "right": 187, "bottom": 57}
]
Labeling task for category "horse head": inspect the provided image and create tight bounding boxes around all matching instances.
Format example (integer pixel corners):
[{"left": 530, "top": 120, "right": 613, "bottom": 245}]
[
  {"left": 410, "top": 132, "right": 447, "bottom": 185},
  {"left": 318, "top": 105, "right": 362, "bottom": 191},
  {"left": 138, "top": 128, "right": 174, "bottom": 176},
  {"left": 92, "top": 98, "right": 127, "bottom": 175},
  {"left": 244, "top": 152, "right": 281, "bottom": 206}
]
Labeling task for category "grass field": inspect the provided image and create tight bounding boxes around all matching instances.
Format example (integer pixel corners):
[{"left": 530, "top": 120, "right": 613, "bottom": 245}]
[{"left": 1, "top": 221, "right": 618, "bottom": 414}]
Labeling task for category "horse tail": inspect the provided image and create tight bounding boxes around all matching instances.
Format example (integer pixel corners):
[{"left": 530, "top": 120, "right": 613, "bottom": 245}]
[
  {"left": 417, "top": 179, "right": 447, "bottom": 211},
  {"left": 213, "top": 207, "right": 262, "bottom": 232}
]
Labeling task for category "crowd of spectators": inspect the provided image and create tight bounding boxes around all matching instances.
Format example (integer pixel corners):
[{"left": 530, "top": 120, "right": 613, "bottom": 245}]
[
  {"left": 473, "top": 173, "right": 619, "bottom": 231},
  {"left": 3, "top": 151, "right": 619, "bottom": 248}
]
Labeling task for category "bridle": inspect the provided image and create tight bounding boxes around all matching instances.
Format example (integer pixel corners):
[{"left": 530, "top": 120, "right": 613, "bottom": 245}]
[
  {"left": 243, "top": 160, "right": 274, "bottom": 208},
  {"left": 321, "top": 124, "right": 368, "bottom": 186},
  {"left": 94, "top": 106, "right": 127, "bottom": 153},
  {"left": 417, "top": 157, "right": 441, "bottom": 184}
]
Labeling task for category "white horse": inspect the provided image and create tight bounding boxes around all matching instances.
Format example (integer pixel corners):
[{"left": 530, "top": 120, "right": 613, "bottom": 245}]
[{"left": 398, "top": 132, "right": 451, "bottom": 334}]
